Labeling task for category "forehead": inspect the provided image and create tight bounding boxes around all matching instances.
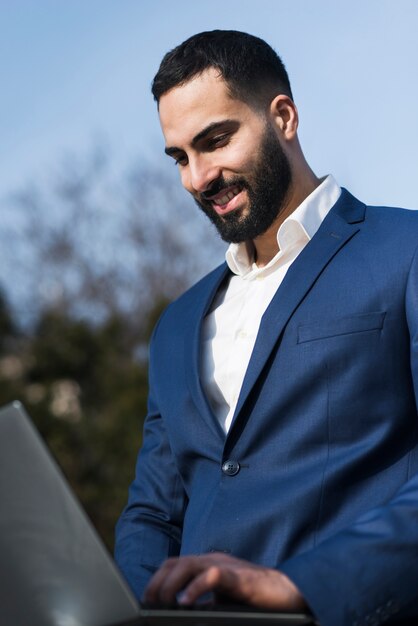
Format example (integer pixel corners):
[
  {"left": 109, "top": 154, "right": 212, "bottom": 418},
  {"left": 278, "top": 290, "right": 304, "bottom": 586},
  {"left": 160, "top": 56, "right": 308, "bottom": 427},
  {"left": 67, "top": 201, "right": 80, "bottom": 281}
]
[{"left": 158, "top": 68, "right": 256, "bottom": 146}]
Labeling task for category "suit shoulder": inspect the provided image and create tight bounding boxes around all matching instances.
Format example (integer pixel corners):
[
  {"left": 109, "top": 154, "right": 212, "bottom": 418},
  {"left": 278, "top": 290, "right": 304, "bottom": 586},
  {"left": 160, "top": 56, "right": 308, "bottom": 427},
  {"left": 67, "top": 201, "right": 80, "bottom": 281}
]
[
  {"left": 364, "top": 204, "right": 418, "bottom": 247},
  {"left": 152, "top": 262, "right": 228, "bottom": 334},
  {"left": 366, "top": 204, "right": 418, "bottom": 225},
  {"left": 171, "top": 262, "right": 228, "bottom": 309}
]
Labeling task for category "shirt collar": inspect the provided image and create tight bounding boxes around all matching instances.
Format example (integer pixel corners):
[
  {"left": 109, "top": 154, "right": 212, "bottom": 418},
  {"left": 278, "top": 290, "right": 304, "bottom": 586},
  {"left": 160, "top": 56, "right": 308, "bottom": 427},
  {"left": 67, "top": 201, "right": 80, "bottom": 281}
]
[{"left": 225, "top": 175, "right": 341, "bottom": 276}]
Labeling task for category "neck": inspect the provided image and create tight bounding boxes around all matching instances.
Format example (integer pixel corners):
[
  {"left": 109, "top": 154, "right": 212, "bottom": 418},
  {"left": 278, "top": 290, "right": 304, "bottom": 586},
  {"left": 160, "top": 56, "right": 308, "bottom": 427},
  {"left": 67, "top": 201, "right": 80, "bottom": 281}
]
[{"left": 253, "top": 166, "right": 320, "bottom": 267}]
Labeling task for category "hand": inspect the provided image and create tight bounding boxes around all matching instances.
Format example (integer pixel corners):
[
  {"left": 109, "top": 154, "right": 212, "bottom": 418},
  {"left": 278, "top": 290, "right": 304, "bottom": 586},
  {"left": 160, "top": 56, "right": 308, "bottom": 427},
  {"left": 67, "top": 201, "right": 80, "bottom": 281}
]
[{"left": 144, "top": 552, "right": 307, "bottom": 611}]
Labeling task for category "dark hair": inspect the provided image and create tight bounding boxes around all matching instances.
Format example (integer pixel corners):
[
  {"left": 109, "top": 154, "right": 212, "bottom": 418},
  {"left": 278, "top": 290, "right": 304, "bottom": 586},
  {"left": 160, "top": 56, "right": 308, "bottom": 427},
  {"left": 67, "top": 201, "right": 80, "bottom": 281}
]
[{"left": 152, "top": 30, "right": 293, "bottom": 109}]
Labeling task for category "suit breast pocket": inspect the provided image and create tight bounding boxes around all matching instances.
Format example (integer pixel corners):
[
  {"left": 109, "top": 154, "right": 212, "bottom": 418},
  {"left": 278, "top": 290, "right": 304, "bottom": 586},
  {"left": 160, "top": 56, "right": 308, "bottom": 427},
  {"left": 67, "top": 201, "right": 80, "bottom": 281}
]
[{"left": 297, "top": 311, "right": 386, "bottom": 344}]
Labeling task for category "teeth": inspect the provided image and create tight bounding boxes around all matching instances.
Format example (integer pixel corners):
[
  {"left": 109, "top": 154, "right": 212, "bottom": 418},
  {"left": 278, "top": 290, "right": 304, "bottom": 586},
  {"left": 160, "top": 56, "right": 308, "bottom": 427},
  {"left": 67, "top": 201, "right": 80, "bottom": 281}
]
[{"left": 215, "top": 187, "right": 240, "bottom": 206}]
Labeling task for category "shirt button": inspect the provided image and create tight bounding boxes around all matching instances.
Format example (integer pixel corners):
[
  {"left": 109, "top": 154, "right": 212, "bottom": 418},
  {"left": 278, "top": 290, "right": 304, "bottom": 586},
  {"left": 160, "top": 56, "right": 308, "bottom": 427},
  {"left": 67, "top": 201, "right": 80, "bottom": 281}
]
[
  {"left": 238, "top": 330, "right": 247, "bottom": 338},
  {"left": 222, "top": 460, "right": 240, "bottom": 476}
]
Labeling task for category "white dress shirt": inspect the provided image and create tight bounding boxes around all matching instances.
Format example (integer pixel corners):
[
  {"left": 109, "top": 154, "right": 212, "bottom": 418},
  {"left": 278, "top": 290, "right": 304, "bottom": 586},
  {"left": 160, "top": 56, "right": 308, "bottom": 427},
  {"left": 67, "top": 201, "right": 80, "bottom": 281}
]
[{"left": 200, "top": 175, "right": 341, "bottom": 433}]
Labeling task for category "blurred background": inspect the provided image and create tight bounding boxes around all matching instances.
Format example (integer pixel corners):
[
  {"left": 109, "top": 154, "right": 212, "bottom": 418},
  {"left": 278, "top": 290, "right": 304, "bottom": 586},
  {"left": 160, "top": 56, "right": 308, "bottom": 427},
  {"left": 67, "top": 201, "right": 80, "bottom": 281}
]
[{"left": 1, "top": 0, "right": 418, "bottom": 549}]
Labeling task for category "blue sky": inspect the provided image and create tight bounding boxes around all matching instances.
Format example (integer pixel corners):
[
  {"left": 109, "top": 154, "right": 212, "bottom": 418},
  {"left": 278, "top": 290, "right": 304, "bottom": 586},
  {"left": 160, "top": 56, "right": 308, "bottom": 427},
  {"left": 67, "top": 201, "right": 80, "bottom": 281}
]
[{"left": 2, "top": 0, "right": 418, "bottom": 208}]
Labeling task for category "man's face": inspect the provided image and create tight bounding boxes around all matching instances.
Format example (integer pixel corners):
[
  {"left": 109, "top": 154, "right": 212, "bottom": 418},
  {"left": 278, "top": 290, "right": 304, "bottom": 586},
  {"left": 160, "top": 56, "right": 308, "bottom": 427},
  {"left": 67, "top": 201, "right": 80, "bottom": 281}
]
[{"left": 159, "top": 69, "right": 292, "bottom": 243}]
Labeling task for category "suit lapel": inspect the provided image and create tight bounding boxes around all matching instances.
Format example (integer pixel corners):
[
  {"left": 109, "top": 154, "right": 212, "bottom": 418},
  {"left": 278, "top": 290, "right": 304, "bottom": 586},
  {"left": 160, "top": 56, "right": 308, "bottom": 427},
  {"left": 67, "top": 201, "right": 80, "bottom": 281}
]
[
  {"left": 184, "top": 263, "right": 230, "bottom": 439},
  {"left": 229, "top": 189, "right": 366, "bottom": 430}
]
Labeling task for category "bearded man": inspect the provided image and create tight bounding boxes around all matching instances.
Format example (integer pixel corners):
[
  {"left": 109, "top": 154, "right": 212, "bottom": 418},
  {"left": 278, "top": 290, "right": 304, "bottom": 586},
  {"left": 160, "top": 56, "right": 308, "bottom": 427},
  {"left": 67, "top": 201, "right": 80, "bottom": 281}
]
[{"left": 115, "top": 30, "right": 418, "bottom": 626}]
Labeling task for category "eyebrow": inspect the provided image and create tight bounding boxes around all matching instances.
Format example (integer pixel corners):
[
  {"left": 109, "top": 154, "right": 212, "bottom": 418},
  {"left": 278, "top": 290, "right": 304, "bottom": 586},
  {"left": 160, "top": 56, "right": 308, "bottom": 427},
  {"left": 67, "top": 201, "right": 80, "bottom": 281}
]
[{"left": 164, "top": 119, "right": 239, "bottom": 157}]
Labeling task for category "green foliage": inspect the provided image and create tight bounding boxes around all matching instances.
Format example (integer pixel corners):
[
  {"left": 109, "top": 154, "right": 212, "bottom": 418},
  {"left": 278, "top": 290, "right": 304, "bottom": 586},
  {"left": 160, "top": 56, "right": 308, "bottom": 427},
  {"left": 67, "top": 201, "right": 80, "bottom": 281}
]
[
  {"left": 0, "top": 294, "right": 169, "bottom": 550},
  {"left": 0, "top": 151, "right": 224, "bottom": 553}
]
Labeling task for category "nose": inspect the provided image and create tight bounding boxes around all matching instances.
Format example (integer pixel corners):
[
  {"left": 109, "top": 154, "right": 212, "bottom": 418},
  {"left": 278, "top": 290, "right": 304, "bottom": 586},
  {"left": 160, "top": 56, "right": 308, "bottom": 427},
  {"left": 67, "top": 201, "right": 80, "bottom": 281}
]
[{"left": 183, "top": 155, "right": 221, "bottom": 194}]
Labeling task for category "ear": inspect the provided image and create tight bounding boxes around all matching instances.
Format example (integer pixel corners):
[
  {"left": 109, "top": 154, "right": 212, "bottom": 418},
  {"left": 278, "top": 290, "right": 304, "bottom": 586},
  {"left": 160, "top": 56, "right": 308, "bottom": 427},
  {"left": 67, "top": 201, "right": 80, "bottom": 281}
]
[{"left": 269, "top": 95, "right": 299, "bottom": 141}]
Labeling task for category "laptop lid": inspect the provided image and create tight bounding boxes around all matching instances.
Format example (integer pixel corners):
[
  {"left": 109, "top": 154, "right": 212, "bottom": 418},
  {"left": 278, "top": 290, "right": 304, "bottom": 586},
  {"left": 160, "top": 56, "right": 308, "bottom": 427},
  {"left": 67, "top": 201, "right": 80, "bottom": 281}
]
[
  {"left": 0, "top": 402, "right": 318, "bottom": 626},
  {"left": 0, "top": 401, "right": 140, "bottom": 626}
]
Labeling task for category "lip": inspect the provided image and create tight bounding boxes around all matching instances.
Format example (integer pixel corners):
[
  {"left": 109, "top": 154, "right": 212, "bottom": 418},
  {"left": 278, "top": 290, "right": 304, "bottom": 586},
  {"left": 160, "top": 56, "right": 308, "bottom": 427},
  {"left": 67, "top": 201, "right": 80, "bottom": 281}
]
[{"left": 211, "top": 188, "right": 245, "bottom": 216}]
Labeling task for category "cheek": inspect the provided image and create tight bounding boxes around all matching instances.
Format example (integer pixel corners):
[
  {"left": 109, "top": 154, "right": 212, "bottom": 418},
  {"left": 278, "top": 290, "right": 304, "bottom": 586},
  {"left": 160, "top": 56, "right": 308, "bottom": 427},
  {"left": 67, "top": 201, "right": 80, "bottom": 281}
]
[{"left": 223, "top": 141, "right": 259, "bottom": 175}]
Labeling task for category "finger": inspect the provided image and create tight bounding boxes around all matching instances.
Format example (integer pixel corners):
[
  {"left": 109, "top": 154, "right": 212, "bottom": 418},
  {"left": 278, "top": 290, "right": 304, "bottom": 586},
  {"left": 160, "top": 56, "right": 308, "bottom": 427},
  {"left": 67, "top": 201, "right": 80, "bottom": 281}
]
[
  {"left": 178, "top": 565, "right": 234, "bottom": 605},
  {"left": 145, "top": 556, "right": 203, "bottom": 605},
  {"left": 143, "top": 557, "right": 180, "bottom": 604},
  {"left": 156, "top": 558, "right": 202, "bottom": 605},
  {"left": 144, "top": 554, "right": 238, "bottom": 605}
]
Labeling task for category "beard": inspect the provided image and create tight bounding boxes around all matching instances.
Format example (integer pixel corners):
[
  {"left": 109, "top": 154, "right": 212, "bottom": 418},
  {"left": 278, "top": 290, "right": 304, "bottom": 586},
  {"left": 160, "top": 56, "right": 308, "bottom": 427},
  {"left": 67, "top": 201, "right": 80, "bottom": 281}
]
[{"left": 194, "top": 126, "right": 292, "bottom": 243}]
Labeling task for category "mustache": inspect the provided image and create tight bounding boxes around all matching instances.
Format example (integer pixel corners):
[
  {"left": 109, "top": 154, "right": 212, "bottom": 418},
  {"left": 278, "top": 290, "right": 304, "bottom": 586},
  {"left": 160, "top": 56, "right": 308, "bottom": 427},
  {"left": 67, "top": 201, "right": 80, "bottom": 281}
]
[{"left": 200, "top": 176, "right": 246, "bottom": 201}]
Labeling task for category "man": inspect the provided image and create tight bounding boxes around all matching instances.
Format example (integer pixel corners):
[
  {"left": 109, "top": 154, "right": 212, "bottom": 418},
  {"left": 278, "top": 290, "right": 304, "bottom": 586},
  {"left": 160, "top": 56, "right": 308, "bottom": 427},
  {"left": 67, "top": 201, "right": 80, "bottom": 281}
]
[{"left": 115, "top": 30, "right": 418, "bottom": 626}]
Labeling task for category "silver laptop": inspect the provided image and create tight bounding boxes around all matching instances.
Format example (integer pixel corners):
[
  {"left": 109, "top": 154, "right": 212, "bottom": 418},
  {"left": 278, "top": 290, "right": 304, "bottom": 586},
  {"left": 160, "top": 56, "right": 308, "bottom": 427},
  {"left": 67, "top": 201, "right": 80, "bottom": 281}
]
[{"left": 0, "top": 402, "right": 317, "bottom": 626}]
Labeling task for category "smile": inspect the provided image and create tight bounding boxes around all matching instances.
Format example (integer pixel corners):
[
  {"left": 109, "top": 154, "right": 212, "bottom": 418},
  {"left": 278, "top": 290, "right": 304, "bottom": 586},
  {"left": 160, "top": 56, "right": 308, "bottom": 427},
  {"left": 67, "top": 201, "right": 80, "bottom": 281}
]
[
  {"left": 203, "top": 185, "right": 244, "bottom": 215},
  {"left": 211, "top": 186, "right": 241, "bottom": 206}
]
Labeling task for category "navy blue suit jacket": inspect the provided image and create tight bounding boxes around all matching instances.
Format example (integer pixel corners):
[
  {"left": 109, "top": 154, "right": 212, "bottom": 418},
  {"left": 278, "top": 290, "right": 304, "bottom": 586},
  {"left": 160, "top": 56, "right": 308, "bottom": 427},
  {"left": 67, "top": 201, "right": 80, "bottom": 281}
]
[{"left": 115, "top": 190, "right": 418, "bottom": 626}]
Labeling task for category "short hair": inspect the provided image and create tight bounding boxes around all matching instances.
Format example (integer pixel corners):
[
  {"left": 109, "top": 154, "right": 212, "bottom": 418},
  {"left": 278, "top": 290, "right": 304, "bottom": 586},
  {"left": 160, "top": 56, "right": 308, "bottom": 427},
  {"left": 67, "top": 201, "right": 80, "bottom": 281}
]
[{"left": 152, "top": 30, "right": 293, "bottom": 109}]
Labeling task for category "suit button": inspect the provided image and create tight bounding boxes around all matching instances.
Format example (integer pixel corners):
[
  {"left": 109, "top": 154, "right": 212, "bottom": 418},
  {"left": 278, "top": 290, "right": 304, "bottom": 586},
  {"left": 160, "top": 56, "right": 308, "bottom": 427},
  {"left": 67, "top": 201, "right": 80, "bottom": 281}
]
[{"left": 222, "top": 460, "right": 240, "bottom": 476}]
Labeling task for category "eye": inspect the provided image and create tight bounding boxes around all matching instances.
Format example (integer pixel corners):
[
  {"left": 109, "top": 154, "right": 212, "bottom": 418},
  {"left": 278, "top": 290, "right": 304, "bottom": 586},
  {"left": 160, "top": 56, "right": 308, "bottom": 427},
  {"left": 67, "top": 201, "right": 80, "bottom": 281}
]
[
  {"left": 173, "top": 154, "right": 188, "bottom": 167},
  {"left": 207, "top": 134, "right": 231, "bottom": 150}
]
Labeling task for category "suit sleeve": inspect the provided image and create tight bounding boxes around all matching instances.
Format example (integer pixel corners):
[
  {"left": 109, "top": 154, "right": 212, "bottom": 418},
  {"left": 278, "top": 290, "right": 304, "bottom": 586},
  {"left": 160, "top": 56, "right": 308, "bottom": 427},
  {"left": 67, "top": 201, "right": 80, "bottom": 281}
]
[
  {"left": 114, "top": 316, "right": 188, "bottom": 600},
  {"left": 280, "top": 244, "right": 418, "bottom": 626}
]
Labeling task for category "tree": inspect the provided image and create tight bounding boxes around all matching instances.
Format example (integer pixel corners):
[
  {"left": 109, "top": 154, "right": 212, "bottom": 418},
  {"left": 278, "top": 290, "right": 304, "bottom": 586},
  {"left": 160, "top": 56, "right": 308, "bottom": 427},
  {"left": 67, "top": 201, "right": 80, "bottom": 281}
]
[
  {"left": 0, "top": 146, "right": 225, "bottom": 547},
  {"left": 4, "top": 145, "right": 224, "bottom": 331}
]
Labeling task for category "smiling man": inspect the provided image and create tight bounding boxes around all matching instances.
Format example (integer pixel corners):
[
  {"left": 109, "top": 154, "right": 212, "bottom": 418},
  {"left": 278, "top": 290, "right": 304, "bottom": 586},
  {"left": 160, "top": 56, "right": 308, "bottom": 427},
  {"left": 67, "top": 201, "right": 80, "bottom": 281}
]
[
  {"left": 115, "top": 31, "right": 418, "bottom": 626},
  {"left": 161, "top": 68, "right": 297, "bottom": 249}
]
